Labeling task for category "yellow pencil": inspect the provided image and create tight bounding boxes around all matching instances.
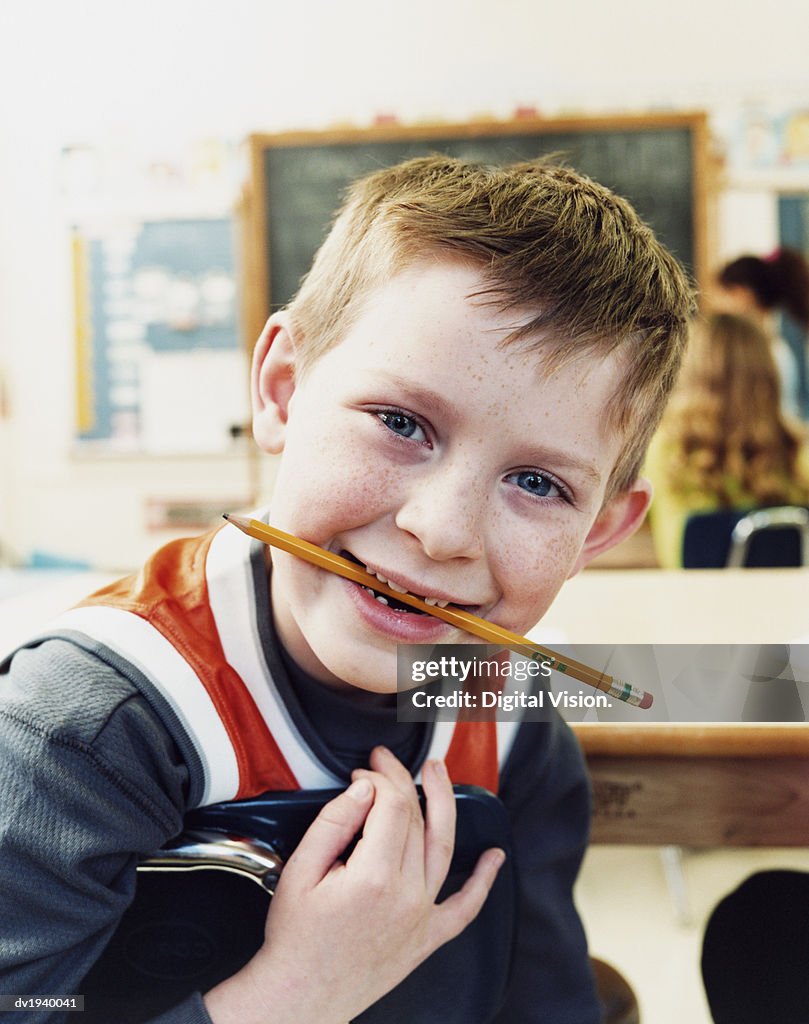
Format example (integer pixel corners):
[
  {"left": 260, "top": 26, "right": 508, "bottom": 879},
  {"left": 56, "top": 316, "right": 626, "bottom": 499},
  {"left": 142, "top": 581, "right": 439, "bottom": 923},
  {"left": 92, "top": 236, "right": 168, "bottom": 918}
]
[{"left": 223, "top": 514, "right": 653, "bottom": 709}]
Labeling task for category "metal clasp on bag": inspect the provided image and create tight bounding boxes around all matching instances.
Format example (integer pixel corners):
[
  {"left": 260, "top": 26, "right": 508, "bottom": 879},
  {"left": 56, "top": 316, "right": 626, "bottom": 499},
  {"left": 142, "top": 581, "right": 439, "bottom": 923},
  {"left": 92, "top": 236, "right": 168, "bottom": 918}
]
[{"left": 138, "top": 830, "right": 284, "bottom": 895}]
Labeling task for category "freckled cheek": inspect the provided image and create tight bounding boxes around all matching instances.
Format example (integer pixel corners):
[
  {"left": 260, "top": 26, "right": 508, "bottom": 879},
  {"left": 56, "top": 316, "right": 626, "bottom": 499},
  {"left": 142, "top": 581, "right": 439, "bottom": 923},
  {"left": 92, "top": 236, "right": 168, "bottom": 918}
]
[
  {"left": 495, "top": 528, "right": 585, "bottom": 628},
  {"left": 273, "top": 436, "right": 402, "bottom": 538}
]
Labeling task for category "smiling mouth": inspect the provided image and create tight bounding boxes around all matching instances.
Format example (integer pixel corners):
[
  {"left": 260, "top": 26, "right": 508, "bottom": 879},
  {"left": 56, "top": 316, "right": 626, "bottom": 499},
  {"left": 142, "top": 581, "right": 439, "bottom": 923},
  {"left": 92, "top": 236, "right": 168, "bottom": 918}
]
[{"left": 340, "top": 550, "right": 462, "bottom": 616}]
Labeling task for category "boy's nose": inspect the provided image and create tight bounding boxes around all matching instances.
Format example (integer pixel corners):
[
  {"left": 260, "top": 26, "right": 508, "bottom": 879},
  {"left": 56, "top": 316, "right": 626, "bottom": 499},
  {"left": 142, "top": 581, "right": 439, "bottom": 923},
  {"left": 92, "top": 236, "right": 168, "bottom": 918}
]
[{"left": 394, "top": 471, "right": 486, "bottom": 562}]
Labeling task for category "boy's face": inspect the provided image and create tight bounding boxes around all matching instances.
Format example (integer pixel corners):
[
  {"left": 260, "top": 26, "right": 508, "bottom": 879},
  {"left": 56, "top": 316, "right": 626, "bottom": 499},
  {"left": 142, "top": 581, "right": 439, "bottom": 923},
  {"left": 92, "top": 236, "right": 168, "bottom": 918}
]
[{"left": 253, "top": 260, "right": 650, "bottom": 692}]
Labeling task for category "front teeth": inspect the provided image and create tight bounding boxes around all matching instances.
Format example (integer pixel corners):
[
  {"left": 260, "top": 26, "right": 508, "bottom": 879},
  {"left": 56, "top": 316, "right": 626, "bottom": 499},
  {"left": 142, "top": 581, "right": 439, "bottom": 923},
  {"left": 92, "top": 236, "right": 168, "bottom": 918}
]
[
  {"left": 368, "top": 565, "right": 451, "bottom": 608},
  {"left": 385, "top": 577, "right": 408, "bottom": 594}
]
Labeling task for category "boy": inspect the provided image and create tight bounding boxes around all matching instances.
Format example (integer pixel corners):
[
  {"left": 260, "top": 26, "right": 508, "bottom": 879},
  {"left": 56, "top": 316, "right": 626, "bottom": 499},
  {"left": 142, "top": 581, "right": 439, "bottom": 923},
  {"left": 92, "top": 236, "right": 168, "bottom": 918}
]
[{"left": 0, "top": 157, "right": 694, "bottom": 1023}]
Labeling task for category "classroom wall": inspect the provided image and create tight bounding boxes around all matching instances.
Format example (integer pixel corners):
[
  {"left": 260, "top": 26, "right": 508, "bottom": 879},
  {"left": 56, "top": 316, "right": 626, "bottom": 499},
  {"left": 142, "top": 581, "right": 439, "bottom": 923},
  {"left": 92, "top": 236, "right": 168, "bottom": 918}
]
[{"left": 1, "top": 0, "right": 808, "bottom": 569}]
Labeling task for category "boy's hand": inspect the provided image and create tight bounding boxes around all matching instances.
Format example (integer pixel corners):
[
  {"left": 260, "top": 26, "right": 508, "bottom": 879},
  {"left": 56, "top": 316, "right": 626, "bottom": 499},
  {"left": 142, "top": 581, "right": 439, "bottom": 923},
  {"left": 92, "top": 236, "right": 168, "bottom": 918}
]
[{"left": 203, "top": 747, "right": 505, "bottom": 1024}]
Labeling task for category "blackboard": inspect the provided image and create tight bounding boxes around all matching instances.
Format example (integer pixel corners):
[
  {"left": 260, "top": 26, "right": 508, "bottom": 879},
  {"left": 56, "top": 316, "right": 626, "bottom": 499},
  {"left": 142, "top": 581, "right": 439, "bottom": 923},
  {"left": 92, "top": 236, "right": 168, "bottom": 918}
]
[{"left": 245, "top": 113, "right": 708, "bottom": 341}]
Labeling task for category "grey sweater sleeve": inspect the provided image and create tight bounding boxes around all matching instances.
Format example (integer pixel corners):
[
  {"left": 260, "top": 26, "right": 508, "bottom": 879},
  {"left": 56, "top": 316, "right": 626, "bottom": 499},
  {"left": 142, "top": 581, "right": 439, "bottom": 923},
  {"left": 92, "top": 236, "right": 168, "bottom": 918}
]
[{"left": 0, "top": 639, "right": 213, "bottom": 1024}]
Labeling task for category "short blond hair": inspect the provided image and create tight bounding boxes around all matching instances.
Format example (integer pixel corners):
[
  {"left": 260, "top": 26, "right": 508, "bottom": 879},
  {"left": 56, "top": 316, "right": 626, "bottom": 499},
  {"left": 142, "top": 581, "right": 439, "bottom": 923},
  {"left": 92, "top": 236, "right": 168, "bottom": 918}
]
[{"left": 287, "top": 156, "right": 696, "bottom": 498}]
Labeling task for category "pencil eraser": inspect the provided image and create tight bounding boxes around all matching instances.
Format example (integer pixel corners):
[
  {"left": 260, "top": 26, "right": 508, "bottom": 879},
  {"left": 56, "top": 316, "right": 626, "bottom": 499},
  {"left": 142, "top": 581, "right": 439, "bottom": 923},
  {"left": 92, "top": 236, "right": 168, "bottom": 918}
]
[{"left": 639, "top": 692, "right": 653, "bottom": 709}]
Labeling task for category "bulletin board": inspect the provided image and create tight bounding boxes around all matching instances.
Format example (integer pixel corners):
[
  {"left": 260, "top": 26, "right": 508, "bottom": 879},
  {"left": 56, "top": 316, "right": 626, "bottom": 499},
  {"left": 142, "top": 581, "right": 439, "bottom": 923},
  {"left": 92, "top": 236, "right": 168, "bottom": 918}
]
[
  {"left": 72, "top": 215, "right": 248, "bottom": 455},
  {"left": 243, "top": 112, "right": 710, "bottom": 344}
]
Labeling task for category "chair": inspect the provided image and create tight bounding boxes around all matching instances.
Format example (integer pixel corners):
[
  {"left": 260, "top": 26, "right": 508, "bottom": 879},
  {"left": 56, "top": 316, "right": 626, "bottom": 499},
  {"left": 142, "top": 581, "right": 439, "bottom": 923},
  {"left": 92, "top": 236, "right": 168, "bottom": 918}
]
[
  {"left": 81, "top": 786, "right": 516, "bottom": 1024},
  {"left": 682, "top": 505, "right": 809, "bottom": 568},
  {"left": 660, "top": 503, "right": 807, "bottom": 920},
  {"left": 591, "top": 958, "right": 640, "bottom": 1024},
  {"left": 701, "top": 870, "right": 809, "bottom": 1022}
]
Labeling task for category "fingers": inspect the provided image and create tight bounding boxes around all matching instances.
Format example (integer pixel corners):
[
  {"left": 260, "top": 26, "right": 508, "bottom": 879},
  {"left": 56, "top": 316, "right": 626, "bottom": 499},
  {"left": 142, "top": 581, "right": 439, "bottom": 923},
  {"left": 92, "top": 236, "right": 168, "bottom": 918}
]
[
  {"left": 421, "top": 758, "right": 457, "bottom": 897},
  {"left": 282, "top": 777, "right": 375, "bottom": 889},
  {"left": 350, "top": 771, "right": 420, "bottom": 872},
  {"left": 370, "top": 746, "right": 427, "bottom": 875},
  {"left": 350, "top": 749, "right": 458, "bottom": 902},
  {"left": 349, "top": 746, "right": 425, "bottom": 872},
  {"left": 430, "top": 847, "right": 506, "bottom": 949},
  {"left": 280, "top": 747, "right": 500, "bottom": 972}
]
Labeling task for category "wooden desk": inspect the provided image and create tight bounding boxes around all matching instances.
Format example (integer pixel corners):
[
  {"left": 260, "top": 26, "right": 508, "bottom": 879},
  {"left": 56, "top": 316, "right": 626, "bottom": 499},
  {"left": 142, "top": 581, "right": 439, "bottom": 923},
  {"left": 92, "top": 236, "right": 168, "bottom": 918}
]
[
  {"left": 575, "top": 723, "right": 809, "bottom": 847},
  {"left": 539, "top": 570, "right": 809, "bottom": 846},
  {"left": 539, "top": 567, "right": 809, "bottom": 644}
]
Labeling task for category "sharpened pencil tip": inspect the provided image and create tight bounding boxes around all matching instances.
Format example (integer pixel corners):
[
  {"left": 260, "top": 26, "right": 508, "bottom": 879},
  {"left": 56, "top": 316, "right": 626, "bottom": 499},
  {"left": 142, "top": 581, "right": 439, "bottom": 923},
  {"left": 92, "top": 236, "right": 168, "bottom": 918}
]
[{"left": 221, "top": 512, "right": 253, "bottom": 534}]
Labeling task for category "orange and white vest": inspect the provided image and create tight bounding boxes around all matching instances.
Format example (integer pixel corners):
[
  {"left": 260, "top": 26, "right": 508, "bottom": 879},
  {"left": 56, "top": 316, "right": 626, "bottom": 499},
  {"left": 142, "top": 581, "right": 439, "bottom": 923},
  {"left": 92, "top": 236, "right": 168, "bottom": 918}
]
[{"left": 39, "top": 519, "right": 520, "bottom": 807}]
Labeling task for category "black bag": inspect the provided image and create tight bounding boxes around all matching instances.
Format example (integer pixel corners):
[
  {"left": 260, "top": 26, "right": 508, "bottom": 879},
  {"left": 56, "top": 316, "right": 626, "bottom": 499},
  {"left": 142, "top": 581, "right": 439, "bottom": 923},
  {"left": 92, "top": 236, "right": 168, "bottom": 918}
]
[{"left": 81, "top": 785, "right": 516, "bottom": 1024}]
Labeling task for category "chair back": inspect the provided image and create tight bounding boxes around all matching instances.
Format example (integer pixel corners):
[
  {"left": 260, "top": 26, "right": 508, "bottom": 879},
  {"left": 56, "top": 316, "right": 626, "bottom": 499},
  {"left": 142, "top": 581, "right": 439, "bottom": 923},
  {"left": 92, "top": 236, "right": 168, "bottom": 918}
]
[
  {"left": 702, "top": 870, "right": 809, "bottom": 1022},
  {"left": 682, "top": 506, "right": 809, "bottom": 568}
]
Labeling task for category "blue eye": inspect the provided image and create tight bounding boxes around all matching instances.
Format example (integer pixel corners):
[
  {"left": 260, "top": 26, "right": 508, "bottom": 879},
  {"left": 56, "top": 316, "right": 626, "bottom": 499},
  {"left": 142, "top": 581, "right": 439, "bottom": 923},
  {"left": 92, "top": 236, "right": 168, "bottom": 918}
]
[
  {"left": 512, "top": 471, "right": 560, "bottom": 499},
  {"left": 378, "top": 411, "right": 426, "bottom": 442}
]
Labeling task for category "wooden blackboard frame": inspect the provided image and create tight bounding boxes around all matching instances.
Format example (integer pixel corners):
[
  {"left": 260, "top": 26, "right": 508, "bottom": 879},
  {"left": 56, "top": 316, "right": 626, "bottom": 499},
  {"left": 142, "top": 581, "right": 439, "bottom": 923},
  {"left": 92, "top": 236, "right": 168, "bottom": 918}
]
[
  {"left": 243, "top": 112, "right": 710, "bottom": 347},
  {"left": 778, "top": 191, "right": 809, "bottom": 416}
]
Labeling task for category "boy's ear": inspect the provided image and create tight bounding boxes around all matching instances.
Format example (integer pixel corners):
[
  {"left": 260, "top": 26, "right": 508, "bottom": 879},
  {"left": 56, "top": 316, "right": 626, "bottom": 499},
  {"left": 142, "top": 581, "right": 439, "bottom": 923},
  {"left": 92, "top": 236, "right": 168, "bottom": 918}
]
[
  {"left": 251, "top": 312, "right": 298, "bottom": 454},
  {"left": 568, "top": 478, "right": 653, "bottom": 577}
]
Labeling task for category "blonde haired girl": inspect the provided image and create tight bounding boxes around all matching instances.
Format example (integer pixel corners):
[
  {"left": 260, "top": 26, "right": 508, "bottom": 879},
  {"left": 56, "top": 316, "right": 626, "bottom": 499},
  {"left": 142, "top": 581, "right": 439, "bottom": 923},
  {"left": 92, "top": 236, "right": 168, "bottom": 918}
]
[{"left": 646, "top": 311, "right": 809, "bottom": 567}]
